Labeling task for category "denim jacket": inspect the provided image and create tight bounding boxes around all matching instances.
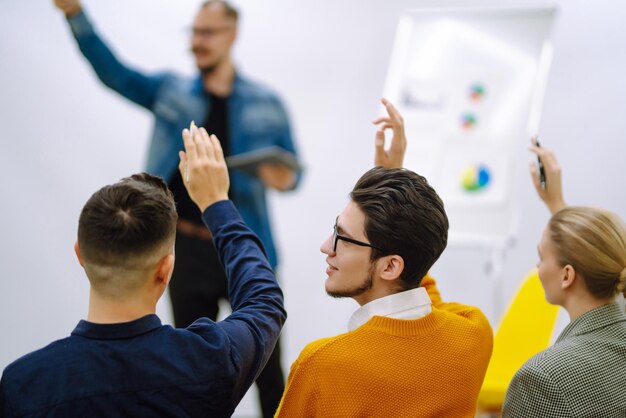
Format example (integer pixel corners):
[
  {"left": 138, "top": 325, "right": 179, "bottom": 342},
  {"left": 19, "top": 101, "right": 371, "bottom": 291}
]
[{"left": 66, "top": 10, "right": 301, "bottom": 268}]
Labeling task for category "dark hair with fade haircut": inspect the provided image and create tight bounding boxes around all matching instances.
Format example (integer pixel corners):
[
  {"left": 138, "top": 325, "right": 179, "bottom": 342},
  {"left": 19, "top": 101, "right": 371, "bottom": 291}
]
[
  {"left": 78, "top": 173, "right": 178, "bottom": 267},
  {"left": 350, "top": 167, "right": 449, "bottom": 291},
  {"left": 201, "top": 0, "right": 239, "bottom": 23}
]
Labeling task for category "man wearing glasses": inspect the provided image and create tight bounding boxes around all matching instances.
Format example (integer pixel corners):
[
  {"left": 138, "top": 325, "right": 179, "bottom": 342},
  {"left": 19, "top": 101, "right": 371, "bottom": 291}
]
[
  {"left": 53, "top": 1, "right": 300, "bottom": 416},
  {"left": 275, "top": 100, "right": 493, "bottom": 417}
]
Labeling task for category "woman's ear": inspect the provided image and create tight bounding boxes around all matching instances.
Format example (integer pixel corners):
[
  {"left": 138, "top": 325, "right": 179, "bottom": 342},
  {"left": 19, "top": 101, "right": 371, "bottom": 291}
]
[{"left": 561, "top": 264, "right": 577, "bottom": 290}]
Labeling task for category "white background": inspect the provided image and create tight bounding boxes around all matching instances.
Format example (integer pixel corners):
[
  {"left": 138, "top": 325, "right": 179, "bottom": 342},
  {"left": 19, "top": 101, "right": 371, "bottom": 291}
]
[{"left": 1, "top": 1, "right": 625, "bottom": 416}]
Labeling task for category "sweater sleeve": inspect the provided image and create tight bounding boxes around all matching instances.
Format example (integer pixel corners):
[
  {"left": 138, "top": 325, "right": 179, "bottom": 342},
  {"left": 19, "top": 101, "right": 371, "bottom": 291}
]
[
  {"left": 201, "top": 200, "right": 287, "bottom": 405},
  {"left": 65, "top": 9, "right": 166, "bottom": 110}
]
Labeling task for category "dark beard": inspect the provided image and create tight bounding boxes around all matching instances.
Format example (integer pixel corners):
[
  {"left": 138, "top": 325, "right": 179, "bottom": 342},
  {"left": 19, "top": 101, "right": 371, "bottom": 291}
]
[
  {"left": 200, "top": 64, "right": 217, "bottom": 75},
  {"left": 326, "top": 267, "right": 374, "bottom": 299},
  {"left": 196, "top": 53, "right": 225, "bottom": 75}
]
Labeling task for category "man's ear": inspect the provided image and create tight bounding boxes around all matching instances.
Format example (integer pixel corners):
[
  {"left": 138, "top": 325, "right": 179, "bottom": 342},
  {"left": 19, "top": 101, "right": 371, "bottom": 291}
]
[
  {"left": 74, "top": 242, "right": 85, "bottom": 267},
  {"left": 561, "top": 264, "right": 577, "bottom": 290},
  {"left": 377, "top": 254, "right": 404, "bottom": 283},
  {"left": 154, "top": 253, "right": 175, "bottom": 288}
]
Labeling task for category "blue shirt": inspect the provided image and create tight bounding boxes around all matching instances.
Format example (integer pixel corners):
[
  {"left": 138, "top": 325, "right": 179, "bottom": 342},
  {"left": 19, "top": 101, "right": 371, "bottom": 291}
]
[
  {"left": 0, "top": 201, "right": 286, "bottom": 417},
  {"left": 65, "top": 10, "right": 302, "bottom": 268}
]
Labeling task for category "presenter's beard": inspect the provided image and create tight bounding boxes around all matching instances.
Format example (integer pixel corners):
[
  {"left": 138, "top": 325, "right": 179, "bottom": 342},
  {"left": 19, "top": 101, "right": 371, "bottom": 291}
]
[
  {"left": 200, "top": 64, "right": 217, "bottom": 75},
  {"left": 196, "top": 54, "right": 225, "bottom": 75},
  {"left": 326, "top": 271, "right": 374, "bottom": 299}
]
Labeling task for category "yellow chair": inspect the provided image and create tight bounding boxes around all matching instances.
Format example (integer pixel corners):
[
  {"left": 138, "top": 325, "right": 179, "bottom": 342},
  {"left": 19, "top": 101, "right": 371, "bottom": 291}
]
[{"left": 477, "top": 269, "right": 560, "bottom": 412}]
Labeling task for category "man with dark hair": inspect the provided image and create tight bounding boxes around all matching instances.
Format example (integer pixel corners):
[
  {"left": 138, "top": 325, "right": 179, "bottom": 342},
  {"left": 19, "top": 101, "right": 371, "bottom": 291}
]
[
  {"left": 52, "top": 0, "right": 299, "bottom": 414},
  {"left": 0, "top": 128, "right": 285, "bottom": 417},
  {"left": 275, "top": 100, "right": 493, "bottom": 417}
]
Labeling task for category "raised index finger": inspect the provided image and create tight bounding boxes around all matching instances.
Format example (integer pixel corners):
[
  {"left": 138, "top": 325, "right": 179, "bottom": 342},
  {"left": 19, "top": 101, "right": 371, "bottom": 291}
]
[{"left": 382, "top": 98, "right": 402, "bottom": 123}]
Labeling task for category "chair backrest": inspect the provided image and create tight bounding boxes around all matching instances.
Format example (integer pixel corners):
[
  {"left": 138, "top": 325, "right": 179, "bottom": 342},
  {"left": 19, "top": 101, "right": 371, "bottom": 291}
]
[{"left": 477, "top": 269, "right": 559, "bottom": 411}]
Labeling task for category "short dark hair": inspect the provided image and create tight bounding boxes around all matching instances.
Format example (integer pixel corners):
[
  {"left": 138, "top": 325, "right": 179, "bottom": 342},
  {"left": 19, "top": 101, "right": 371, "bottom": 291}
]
[
  {"left": 201, "top": 0, "right": 239, "bottom": 23},
  {"left": 78, "top": 173, "right": 177, "bottom": 269},
  {"left": 350, "top": 167, "right": 449, "bottom": 290}
]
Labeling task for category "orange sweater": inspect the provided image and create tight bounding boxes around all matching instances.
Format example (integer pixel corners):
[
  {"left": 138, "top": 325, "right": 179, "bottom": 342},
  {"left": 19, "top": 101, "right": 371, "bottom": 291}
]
[{"left": 275, "top": 276, "right": 493, "bottom": 417}]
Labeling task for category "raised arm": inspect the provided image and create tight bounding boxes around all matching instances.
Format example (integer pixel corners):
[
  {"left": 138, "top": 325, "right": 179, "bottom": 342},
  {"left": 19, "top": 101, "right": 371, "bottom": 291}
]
[
  {"left": 179, "top": 126, "right": 286, "bottom": 403},
  {"left": 53, "top": 1, "right": 164, "bottom": 110},
  {"left": 528, "top": 137, "right": 566, "bottom": 215},
  {"left": 372, "top": 98, "right": 407, "bottom": 169}
]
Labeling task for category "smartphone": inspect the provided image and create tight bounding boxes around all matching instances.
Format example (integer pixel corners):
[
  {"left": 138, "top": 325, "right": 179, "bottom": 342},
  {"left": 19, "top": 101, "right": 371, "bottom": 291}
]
[{"left": 535, "top": 138, "right": 546, "bottom": 190}]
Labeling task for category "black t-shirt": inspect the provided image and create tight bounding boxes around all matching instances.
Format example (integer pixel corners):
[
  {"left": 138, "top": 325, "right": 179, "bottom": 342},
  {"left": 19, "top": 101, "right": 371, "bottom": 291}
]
[{"left": 168, "top": 93, "right": 230, "bottom": 225}]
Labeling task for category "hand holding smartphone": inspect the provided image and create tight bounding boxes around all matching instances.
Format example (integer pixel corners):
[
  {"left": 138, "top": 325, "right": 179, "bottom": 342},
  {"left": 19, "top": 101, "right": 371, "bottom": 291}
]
[{"left": 535, "top": 137, "right": 546, "bottom": 190}]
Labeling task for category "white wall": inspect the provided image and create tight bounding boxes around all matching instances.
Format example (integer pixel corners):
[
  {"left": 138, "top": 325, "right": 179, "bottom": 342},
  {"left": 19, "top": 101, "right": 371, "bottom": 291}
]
[{"left": 1, "top": 1, "right": 625, "bottom": 416}]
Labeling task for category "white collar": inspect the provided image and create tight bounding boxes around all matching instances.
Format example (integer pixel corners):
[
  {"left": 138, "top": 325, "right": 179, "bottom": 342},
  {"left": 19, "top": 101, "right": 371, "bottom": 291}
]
[{"left": 348, "top": 287, "right": 432, "bottom": 331}]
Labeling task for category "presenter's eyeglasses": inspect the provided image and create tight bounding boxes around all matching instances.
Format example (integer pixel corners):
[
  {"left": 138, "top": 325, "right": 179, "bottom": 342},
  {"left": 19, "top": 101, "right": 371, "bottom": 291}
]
[
  {"left": 190, "top": 26, "right": 233, "bottom": 39},
  {"left": 332, "top": 217, "right": 382, "bottom": 252}
]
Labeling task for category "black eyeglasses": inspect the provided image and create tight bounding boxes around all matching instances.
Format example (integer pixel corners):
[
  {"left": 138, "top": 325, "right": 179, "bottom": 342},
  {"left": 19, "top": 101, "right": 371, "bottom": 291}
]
[
  {"left": 332, "top": 217, "right": 382, "bottom": 252},
  {"left": 189, "top": 26, "right": 233, "bottom": 39}
]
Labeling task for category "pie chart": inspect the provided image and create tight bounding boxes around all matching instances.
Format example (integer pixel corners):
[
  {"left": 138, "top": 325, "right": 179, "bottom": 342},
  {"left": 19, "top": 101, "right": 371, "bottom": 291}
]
[{"left": 461, "top": 164, "right": 491, "bottom": 192}]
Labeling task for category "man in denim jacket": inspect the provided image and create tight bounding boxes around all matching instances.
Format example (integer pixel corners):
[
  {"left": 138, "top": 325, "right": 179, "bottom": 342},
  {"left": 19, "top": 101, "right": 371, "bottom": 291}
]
[{"left": 53, "top": 1, "right": 301, "bottom": 416}]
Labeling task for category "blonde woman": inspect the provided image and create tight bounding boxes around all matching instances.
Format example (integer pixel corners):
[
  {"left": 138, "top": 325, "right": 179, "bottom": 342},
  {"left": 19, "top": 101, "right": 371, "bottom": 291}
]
[{"left": 502, "top": 139, "right": 626, "bottom": 417}]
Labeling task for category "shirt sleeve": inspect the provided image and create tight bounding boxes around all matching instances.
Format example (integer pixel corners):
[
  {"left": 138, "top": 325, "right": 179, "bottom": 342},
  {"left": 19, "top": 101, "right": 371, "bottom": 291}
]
[
  {"left": 502, "top": 363, "right": 573, "bottom": 418},
  {"left": 0, "top": 375, "right": 12, "bottom": 418},
  {"left": 201, "top": 200, "right": 287, "bottom": 404},
  {"left": 65, "top": 9, "right": 166, "bottom": 110}
]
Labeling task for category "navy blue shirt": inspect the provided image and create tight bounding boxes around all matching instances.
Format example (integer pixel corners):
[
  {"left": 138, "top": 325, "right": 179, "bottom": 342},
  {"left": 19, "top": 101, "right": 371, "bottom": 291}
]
[{"left": 0, "top": 201, "right": 286, "bottom": 418}]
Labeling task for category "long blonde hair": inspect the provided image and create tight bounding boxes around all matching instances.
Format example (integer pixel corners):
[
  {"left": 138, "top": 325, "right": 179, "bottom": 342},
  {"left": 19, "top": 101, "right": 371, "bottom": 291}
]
[{"left": 548, "top": 206, "right": 626, "bottom": 298}]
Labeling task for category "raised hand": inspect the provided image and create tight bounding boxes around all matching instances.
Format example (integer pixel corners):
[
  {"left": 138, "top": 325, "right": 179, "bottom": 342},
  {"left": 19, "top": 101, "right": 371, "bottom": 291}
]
[
  {"left": 372, "top": 98, "right": 407, "bottom": 169},
  {"left": 528, "top": 137, "right": 566, "bottom": 215},
  {"left": 53, "top": 0, "right": 81, "bottom": 16},
  {"left": 178, "top": 125, "right": 230, "bottom": 212}
]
